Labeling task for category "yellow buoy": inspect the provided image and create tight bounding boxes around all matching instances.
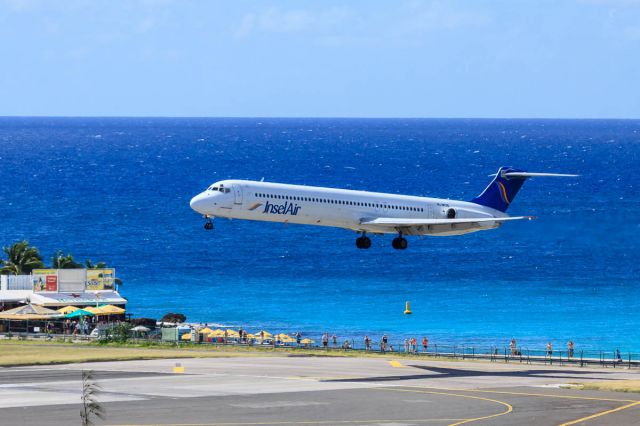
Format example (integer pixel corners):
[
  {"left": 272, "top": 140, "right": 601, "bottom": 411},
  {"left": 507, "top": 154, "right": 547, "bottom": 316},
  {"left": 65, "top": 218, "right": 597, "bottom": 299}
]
[{"left": 404, "top": 301, "right": 412, "bottom": 315}]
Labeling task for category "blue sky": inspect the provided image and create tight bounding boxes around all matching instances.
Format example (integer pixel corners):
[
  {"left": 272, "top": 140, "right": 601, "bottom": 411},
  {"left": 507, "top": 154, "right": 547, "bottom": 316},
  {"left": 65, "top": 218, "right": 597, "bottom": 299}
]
[{"left": 1, "top": 0, "right": 639, "bottom": 118}]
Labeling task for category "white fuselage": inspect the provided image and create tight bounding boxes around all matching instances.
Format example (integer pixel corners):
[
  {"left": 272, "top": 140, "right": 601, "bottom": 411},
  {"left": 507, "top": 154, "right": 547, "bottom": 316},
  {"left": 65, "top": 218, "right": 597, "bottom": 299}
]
[{"left": 190, "top": 180, "right": 507, "bottom": 236}]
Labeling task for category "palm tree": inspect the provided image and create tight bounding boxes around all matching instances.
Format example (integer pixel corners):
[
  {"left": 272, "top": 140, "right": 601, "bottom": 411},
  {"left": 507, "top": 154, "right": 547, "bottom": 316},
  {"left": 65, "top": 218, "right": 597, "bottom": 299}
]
[
  {"left": 51, "top": 250, "right": 81, "bottom": 269},
  {"left": 0, "top": 241, "right": 45, "bottom": 275},
  {"left": 84, "top": 260, "right": 107, "bottom": 269}
]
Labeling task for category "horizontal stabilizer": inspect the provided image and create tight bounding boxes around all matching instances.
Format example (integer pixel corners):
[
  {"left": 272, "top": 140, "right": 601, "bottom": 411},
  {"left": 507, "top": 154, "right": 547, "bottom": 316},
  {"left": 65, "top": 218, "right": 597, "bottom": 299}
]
[
  {"left": 361, "top": 216, "right": 535, "bottom": 227},
  {"left": 500, "top": 172, "right": 580, "bottom": 178}
]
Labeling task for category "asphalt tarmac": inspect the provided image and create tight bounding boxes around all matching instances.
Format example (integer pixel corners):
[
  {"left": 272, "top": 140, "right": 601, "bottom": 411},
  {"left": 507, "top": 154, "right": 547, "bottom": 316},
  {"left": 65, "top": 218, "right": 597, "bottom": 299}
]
[{"left": 0, "top": 356, "right": 638, "bottom": 425}]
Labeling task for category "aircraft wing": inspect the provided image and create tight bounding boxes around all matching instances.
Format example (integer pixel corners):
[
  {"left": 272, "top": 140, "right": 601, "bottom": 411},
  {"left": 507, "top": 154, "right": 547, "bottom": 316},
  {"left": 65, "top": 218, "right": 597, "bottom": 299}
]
[{"left": 361, "top": 216, "right": 535, "bottom": 227}]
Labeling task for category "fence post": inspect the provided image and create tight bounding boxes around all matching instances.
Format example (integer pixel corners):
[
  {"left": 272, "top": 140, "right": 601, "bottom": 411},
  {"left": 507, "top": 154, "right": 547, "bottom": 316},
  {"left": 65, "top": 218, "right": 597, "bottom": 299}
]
[
  {"left": 629, "top": 352, "right": 632, "bottom": 369},
  {"left": 580, "top": 350, "right": 583, "bottom": 367}
]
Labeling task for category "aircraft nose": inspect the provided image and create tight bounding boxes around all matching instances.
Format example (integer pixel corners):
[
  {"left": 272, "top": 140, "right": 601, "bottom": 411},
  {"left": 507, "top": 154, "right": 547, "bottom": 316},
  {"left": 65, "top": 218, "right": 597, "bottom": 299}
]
[{"left": 189, "top": 192, "right": 210, "bottom": 214}]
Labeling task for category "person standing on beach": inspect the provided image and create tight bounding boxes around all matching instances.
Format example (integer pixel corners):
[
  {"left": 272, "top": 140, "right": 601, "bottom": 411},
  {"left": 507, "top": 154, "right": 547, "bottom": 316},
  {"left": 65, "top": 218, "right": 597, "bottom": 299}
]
[
  {"left": 404, "top": 339, "right": 409, "bottom": 353},
  {"left": 332, "top": 334, "right": 337, "bottom": 348},
  {"left": 295, "top": 332, "right": 301, "bottom": 345},
  {"left": 422, "top": 336, "right": 428, "bottom": 353},
  {"left": 364, "top": 336, "right": 371, "bottom": 351},
  {"left": 238, "top": 327, "right": 244, "bottom": 343},
  {"left": 322, "top": 333, "right": 328, "bottom": 348},
  {"left": 381, "top": 334, "right": 388, "bottom": 353},
  {"left": 510, "top": 338, "right": 517, "bottom": 356},
  {"left": 546, "top": 342, "right": 553, "bottom": 357},
  {"left": 568, "top": 340, "right": 574, "bottom": 358}
]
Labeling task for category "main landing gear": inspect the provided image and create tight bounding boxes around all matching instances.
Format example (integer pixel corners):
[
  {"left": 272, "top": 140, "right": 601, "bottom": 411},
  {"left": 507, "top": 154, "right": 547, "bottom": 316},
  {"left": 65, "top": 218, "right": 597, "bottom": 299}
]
[
  {"left": 355, "top": 233, "right": 372, "bottom": 249},
  {"left": 203, "top": 217, "right": 214, "bottom": 230},
  {"left": 392, "top": 233, "right": 408, "bottom": 250}
]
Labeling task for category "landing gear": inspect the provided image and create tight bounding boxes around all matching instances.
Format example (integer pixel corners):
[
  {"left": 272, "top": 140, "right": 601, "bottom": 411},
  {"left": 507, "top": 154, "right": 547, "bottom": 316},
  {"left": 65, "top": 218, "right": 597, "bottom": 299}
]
[
  {"left": 392, "top": 234, "right": 408, "bottom": 250},
  {"left": 204, "top": 217, "right": 214, "bottom": 230},
  {"left": 355, "top": 234, "right": 372, "bottom": 249}
]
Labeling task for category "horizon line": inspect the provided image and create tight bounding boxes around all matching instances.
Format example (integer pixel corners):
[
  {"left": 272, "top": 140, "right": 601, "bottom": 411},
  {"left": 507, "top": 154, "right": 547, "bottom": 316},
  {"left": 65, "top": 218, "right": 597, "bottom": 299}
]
[{"left": 0, "top": 115, "right": 639, "bottom": 121}]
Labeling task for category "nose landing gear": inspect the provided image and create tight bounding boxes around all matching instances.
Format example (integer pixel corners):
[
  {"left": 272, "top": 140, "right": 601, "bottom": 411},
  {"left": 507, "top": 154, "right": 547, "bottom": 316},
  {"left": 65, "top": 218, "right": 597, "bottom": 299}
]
[
  {"left": 355, "top": 233, "right": 372, "bottom": 249},
  {"left": 204, "top": 217, "right": 214, "bottom": 230}
]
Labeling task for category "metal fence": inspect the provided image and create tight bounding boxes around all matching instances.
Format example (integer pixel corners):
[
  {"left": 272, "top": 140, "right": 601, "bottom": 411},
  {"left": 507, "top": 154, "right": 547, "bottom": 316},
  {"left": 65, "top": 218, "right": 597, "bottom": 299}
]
[{"left": 1, "top": 327, "right": 638, "bottom": 369}]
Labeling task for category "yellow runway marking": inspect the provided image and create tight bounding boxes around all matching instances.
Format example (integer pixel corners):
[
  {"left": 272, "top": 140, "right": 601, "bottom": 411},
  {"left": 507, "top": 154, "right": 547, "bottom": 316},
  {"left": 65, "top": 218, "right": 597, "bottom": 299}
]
[
  {"left": 389, "top": 360, "right": 405, "bottom": 368},
  {"left": 559, "top": 400, "right": 640, "bottom": 426},
  {"left": 401, "top": 385, "right": 639, "bottom": 402},
  {"left": 395, "top": 386, "right": 640, "bottom": 425},
  {"left": 374, "top": 387, "right": 513, "bottom": 426},
  {"left": 114, "top": 419, "right": 465, "bottom": 426}
]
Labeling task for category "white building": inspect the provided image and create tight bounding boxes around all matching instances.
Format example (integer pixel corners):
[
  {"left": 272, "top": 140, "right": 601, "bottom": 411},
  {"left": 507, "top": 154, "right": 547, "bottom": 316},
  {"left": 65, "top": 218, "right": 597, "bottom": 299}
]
[{"left": 0, "top": 268, "right": 127, "bottom": 310}]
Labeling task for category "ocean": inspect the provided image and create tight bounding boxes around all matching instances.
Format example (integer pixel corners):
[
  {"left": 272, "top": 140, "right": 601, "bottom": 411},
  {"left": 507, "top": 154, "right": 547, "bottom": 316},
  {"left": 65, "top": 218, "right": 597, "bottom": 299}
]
[{"left": 0, "top": 117, "right": 638, "bottom": 351}]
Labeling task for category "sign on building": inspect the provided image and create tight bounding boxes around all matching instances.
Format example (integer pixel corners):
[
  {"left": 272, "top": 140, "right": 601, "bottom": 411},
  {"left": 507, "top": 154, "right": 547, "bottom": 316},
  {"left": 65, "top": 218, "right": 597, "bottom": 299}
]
[
  {"left": 32, "top": 269, "right": 58, "bottom": 292},
  {"left": 86, "top": 269, "right": 115, "bottom": 291}
]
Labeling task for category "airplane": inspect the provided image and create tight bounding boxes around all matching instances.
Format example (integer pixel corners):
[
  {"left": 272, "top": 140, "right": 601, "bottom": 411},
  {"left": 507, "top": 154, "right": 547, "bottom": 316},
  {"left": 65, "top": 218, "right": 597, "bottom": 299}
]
[{"left": 189, "top": 166, "right": 577, "bottom": 250}]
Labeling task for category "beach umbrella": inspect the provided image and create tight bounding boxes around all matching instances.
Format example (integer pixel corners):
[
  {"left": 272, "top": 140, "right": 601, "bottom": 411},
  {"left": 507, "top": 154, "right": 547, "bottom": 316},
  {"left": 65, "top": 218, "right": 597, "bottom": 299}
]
[
  {"left": 225, "top": 329, "right": 240, "bottom": 338},
  {"left": 301, "top": 338, "right": 315, "bottom": 344},
  {"left": 181, "top": 333, "right": 192, "bottom": 340},
  {"left": 57, "top": 306, "right": 79, "bottom": 315},
  {"left": 276, "top": 333, "right": 296, "bottom": 343},
  {"left": 257, "top": 330, "right": 272, "bottom": 338},
  {"left": 0, "top": 304, "right": 63, "bottom": 320},
  {"left": 208, "top": 329, "right": 226, "bottom": 337},
  {"left": 199, "top": 327, "right": 214, "bottom": 334},
  {"left": 97, "top": 304, "right": 125, "bottom": 315},
  {"left": 64, "top": 309, "right": 95, "bottom": 319},
  {"left": 245, "top": 333, "right": 256, "bottom": 339},
  {"left": 83, "top": 306, "right": 103, "bottom": 315}
]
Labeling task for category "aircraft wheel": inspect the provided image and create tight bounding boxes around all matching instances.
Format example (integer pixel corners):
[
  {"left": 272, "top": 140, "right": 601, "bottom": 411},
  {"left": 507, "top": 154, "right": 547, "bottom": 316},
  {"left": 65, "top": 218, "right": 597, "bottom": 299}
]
[
  {"left": 356, "top": 236, "right": 371, "bottom": 249},
  {"left": 362, "top": 236, "right": 371, "bottom": 249},
  {"left": 204, "top": 222, "right": 214, "bottom": 230},
  {"left": 392, "top": 237, "right": 408, "bottom": 250}
]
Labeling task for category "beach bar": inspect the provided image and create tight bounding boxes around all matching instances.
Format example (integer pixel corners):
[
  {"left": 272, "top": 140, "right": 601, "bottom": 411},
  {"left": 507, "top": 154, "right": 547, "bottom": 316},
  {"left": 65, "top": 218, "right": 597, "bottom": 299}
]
[{"left": 0, "top": 268, "right": 126, "bottom": 332}]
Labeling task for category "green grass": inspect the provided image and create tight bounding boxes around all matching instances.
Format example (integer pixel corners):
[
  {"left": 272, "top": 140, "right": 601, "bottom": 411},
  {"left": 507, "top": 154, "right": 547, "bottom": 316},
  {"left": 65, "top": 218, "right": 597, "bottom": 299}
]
[
  {"left": 0, "top": 338, "right": 459, "bottom": 366},
  {"left": 576, "top": 381, "right": 640, "bottom": 394}
]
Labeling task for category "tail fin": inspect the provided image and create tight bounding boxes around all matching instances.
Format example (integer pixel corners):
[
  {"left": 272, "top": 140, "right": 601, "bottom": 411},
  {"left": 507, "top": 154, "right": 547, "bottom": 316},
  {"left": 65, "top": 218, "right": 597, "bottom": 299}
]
[
  {"left": 471, "top": 167, "right": 578, "bottom": 212},
  {"left": 471, "top": 167, "right": 525, "bottom": 212}
]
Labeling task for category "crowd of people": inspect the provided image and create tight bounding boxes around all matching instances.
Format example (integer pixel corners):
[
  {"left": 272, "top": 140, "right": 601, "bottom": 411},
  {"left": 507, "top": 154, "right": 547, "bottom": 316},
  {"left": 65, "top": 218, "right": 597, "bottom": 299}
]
[{"left": 318, "top": 332, "right": 429, "bottom": 353}]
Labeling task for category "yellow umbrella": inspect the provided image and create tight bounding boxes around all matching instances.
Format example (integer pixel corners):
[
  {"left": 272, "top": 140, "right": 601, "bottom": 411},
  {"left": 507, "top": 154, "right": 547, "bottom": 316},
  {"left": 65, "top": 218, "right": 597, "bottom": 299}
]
[
  {"left": 97, "top": 304, "right": 125, "bottom": 315},
  {"left": 57, "top": 306, "right": 79, "bottom": 315},
  {"left": 199, "top": 327, "right": 214, "bottom": 334},
  {"left": 246, "top": 333, "right": 256, "bottom": 339},
  {"left": 225, "top": 329, "right": 240, "bottom": 338},
  {"left": 181, "top": 333, "right": 192, "bottom": 340},
  {"left": 301, "top": 338, "right": 315, "bottom": 344},
  {"left": 0, "top": 304, "right": 63, "bottom": 320},
  {"left": 276, "top": 333, "right": 296, "bottom": 343},
  {"left": 257, "top": 330, "right": 272, "bottom": 338},
  {"left": 83, "top": 306, "right": 103, "bottom": 315},
  {"left": 208, "top": 329, "right": 226, "bottom": 337}
]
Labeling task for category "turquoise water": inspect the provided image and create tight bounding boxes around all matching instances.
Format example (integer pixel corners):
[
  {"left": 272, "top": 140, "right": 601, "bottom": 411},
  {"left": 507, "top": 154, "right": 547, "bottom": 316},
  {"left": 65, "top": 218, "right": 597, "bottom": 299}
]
[{"left": 0, "top": 118, "right": 638, "bottom": 350}]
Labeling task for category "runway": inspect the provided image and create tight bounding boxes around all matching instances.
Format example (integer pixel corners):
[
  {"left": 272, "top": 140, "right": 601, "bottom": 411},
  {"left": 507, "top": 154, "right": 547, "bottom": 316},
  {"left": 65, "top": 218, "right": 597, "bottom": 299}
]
[{"left": 0, "top": 356, "right": 638, "bottom": 425}]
